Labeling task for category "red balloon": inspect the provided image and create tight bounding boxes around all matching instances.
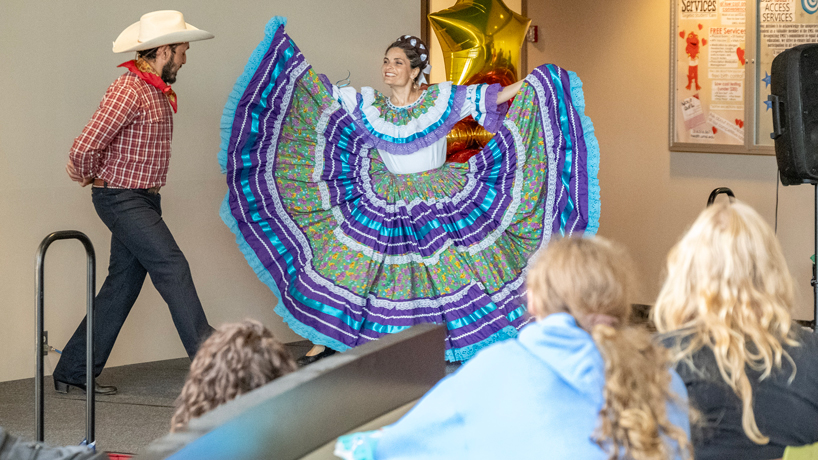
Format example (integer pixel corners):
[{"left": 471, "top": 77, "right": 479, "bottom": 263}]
[{"left": 447, "top": 148, "right": 482, "bottom": 163}]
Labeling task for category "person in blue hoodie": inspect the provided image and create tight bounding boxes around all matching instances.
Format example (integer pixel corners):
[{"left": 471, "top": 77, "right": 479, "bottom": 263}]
[{"left": 335, "top": 236, "right": 692, "bottom": 460}]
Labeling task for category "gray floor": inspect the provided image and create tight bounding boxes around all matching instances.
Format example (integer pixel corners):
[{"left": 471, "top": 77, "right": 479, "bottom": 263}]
[
  {"left": 0, "top": 342, "right": 313, "bottom": 455},
  {"left": 0, "top": 341, "right": 457, "bottom": 456}
]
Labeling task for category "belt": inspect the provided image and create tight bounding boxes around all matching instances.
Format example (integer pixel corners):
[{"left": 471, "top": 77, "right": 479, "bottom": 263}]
[{"left": 92, "top": 178, "right": 161, "bottom": 195}]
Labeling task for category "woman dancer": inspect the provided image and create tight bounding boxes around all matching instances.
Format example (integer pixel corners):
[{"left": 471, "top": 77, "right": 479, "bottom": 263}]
[
  {"left": 335, "top": 237, "right": 692, "bottom": 459},
  {"left": 653, "top": 201, "right": 818, "bottom": 460},
  {"left": 219, "top": 17, "right": 599, "bottom": 363}
]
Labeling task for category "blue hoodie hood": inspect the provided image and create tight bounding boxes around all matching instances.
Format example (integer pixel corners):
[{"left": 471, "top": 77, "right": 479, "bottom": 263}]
[{"left": 517, "top": 312, "right": 606, "bottom": 406}]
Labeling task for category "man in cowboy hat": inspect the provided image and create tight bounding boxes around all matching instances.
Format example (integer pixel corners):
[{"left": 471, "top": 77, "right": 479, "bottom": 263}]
[{"left": 58, "top": 11, "right": 215, "bottom": 395}]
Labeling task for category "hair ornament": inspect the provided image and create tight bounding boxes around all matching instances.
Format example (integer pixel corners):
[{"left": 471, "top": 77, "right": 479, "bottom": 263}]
[
  {"left": 420, "top": 53, "right": 427, "bottom": 62},
  {"left": 418, "top": 62, "right": 432, "bottom": 86}
]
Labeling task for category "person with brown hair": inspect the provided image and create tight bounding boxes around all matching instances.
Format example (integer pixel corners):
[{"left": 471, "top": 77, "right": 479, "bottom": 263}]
[
  {"left": 653, "top": 201, "right": 818, "bottom": 460},
  {"left": 170, "top": 320, "right": 297, "bottom": 432},
  {"left": 335, "top": 237, "right": 692, "bottom": 460}
]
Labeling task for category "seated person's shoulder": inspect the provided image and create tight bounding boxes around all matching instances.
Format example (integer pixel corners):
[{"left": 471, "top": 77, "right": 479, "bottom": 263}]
[
  {"left": 790, "top": 324, "right": 818, "bottom": 349},
  {"left": 784, "top": 325, "right": 818, "bottom": 375}
]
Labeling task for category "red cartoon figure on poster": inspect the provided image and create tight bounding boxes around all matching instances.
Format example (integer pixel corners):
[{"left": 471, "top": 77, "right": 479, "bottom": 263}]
[
  {"left": 680, "top": 29, "right": 707, "bottom": 91},
  {"left": 737, "top": 46, "right": 745, "bottom": 65}
]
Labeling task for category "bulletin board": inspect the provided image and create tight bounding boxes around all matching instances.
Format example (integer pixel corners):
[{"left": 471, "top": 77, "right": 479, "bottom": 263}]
[{"left": 670, "top": 0, "right": 818, "bottom": 154}]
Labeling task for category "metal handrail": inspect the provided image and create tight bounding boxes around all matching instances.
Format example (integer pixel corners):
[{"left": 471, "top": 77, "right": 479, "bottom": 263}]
[
  {"left": 35, "top": 231, "right": 95, "bottom": 445},
  {"left": 706, "top": 187, "right": 736, "bottom": 206}
]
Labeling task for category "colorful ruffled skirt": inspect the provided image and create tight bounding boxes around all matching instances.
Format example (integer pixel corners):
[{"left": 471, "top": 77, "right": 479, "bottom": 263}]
[{"left": 218, "top": 17, "right": 600, "bottom": 361}]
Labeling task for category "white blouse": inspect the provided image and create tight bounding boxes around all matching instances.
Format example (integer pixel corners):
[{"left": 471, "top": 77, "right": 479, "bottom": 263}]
[
  {"left": 378, "top": 139, "right": 447, "bottom": 175},
  {"left": 334, "top": 83, "right": 501, "bottom": 175}
]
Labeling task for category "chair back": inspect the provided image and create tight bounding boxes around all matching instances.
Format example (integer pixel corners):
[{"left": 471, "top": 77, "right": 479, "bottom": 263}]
[{"left": 784, "top": 442, "right": 818, "bottom": 460}]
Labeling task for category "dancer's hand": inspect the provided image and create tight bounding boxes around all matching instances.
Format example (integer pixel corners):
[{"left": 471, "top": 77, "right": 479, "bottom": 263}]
[
  {"left": 498, "top": 80, "right": 525, "bottom": 104},
  {"left": 66, "top": 160, "right": 93, "bottom": 187}
]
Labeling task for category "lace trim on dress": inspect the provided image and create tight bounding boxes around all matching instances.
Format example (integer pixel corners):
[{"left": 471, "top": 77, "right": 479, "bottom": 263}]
[
  {"left": 525, "top": 69, "right": 562, "bottom": 261},
  {"left": 357, "top": 82, "right": 460, "bottom": 152},
  {"left": 462, "top": 120, "right": 526, "bottom": 256},
  {"left": 384, "top": 89, "right": 428, "bottom": 111},
  {"left": 360, "top": 84, "right": 451, "bottom": 130}
]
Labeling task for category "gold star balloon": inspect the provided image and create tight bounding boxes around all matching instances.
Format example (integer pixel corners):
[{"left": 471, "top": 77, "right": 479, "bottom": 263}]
[
  {"left": 429, "top": 0, "right": 530, "bottom": 161},
  {"left": 429, "top": 0, "right": 530, "bottom": 86}
]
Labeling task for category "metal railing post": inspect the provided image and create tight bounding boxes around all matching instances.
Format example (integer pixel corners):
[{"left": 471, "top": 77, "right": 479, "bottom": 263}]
[{"left": 35, "top": 230, "right": 96, "bottom": 444}]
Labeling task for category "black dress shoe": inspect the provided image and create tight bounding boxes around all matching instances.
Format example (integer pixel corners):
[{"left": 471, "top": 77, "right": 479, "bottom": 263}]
[
  {"left": 296, "top": 347, "right": 337, "bottom": 366},
  {"left": 54, "top": 379, "right": 117, "bottom": 396}
]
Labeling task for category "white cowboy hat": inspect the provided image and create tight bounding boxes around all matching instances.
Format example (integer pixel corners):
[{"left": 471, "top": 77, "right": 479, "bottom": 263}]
[{"left": 112, "top": 10, "right": 214, "bottom": 53}]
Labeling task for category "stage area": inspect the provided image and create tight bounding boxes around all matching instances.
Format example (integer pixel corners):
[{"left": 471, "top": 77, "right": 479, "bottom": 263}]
[
  {"left": 0, "top": 342, "right": 312, "bottom": 454},
  {"left": 0, "top": 340, "right": 459, "bottom": 456}
]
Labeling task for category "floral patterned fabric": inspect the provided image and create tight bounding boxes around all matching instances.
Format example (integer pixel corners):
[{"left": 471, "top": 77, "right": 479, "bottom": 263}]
[{"left": 219, "top": 17, "right": 600, "bottom": 361}]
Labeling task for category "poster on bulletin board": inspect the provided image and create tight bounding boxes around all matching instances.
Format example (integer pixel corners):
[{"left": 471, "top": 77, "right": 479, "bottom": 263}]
[
  {"left": 756, "top": 0, "right": 818, "bottom": 146},
  {"left": 672, "top": 0, "right": 747, "bottom": 148}
]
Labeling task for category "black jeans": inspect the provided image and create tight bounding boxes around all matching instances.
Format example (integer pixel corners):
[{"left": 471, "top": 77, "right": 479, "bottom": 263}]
[{"left": 53, "top": 188, "right": 213, "bottom": 383}]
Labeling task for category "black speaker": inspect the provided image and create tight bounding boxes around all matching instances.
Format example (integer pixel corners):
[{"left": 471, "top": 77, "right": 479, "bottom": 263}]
[{"left": 770, "top": 44, "right": 818, "bottom": 185}]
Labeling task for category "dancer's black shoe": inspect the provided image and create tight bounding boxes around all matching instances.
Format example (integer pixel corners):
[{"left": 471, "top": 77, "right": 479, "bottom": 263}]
[
  {"left": 54, "top": 379, "right": 118, "bottom": 396},
  {"left": 296, "top": 347, "right": 336, "bottom": 366}
]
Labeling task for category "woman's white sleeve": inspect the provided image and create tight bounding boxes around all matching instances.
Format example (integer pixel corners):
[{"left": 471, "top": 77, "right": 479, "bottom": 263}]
[{"left": 458, "top": 83, "right": 508, "bottom": 133}]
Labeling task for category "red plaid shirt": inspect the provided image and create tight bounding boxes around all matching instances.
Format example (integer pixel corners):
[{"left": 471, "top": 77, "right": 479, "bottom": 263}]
[{"left": 70, "top": 71, "right": 174, "bottom": 189}]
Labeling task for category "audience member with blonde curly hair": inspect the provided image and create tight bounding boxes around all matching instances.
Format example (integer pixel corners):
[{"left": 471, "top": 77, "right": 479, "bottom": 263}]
[
  {"left": 653, "top": 200, "right": 818, "bottom": 460},
  {"left": 170, "top": 320, "right": 297, "bottom": 432},
  {"left": 335, "top": 237, "right": 692, "bottom": 460}
]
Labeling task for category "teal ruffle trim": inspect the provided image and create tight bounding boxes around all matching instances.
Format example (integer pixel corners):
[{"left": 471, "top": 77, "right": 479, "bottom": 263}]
[
  {"left": 219, "top": 195, "right": 350, "bottom": 351},
  {"left": 445, "top": 325, "right": 519, "bottom": 362},
  {"left": 272, "top": 303, "right": 351, "bottom": 352},
  {"left": 218, "top": 16, "right": 288, "bottom": 173},
  {"left": 567, "top": 71, "right": 601, "bottom": 236}
]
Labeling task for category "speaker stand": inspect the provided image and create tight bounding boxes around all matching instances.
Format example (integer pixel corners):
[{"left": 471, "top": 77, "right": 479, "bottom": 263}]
[{"left": 808, "top": 184, "right": 818, "bottom": 332}]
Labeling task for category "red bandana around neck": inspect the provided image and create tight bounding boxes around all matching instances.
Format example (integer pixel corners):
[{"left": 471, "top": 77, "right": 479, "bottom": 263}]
[{"left": 118, "top": 59, "right": 178, "bottom": 113}]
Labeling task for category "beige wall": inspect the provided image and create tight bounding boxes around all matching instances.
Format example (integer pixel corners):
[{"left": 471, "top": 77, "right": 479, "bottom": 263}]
[
  {"left": 3, "top": 0, "right": 815, "bottom": 383},
  {"left": 525, "top": 0, "right": 815, "bottom": 318},
  {"left": 0, "top": 1, "right": 419, "bottom": 382}
]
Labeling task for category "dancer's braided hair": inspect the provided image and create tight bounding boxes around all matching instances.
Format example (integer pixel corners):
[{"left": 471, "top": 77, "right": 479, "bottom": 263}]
[{"left": 386, "top": 35, "right": 430, "bottom": 84}]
